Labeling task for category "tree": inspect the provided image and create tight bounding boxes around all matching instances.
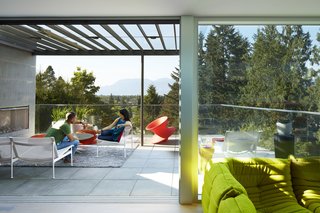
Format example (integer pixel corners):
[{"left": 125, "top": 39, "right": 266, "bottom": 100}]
[
  {"left": 36, "top": 65, "right": 57, "bottom": 104},
  {"left": 198, "top": 25, "right": 250, "bottom": 133},
  {"left": 144, "top": 84, "right": 163, "bottom": 127},
  {"left": 69, "top": 67, "right": 101, "bottom": 104},
  {"left": 161, "top": 67, "right": 180, "bottom": 129},
  {"left": 240, "top": 25, "right": 312, "bottom": 110},
  {"left": 199, "top": 25, "right": 250, "bottom": 105}
]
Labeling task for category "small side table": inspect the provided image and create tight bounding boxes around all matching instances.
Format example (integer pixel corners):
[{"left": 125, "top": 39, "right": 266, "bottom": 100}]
[{"left": 274, "top": 134, "right": 295, "bottom": 158}]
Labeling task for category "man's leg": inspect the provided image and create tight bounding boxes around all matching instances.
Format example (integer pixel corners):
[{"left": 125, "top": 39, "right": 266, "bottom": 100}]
[{"left": 57, "top": 136, "right": 79, "bottom": 160}]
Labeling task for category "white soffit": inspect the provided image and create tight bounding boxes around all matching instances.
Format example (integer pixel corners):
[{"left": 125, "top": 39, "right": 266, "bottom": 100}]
[{"left": 0, "top": 0, "right": 320, "bottom": 17}]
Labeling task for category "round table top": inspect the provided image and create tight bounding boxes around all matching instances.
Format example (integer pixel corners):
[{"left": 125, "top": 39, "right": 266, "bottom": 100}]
[{"left": 75, "top": 133, "right": 93, "bottom": 140}]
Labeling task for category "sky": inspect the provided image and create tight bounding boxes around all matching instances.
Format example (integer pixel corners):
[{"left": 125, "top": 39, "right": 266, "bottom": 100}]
[{"left": 36, "top": 55, "right": 179, "bottom": 87}]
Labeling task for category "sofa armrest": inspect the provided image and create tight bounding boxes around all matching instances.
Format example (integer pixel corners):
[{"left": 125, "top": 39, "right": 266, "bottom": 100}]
[
  {"left": 202, "top": 162, "right": 248, "bottom": 213},
  {"left": 218, "top": 194, "right": 256, "bottom": 213}
]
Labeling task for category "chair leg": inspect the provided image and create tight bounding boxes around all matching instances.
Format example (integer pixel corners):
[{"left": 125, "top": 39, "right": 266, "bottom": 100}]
[
  {"left": 96, "top": 142, "right": 99, "bottom": 157},
  {"left": 52, "top": 163, "right": 55, "bottom": 179},
  {"left": 71, "top": 152, "right": 73, "bottom": 166},
  {"left": 11, "top": 161, "right": 13, "bottom": 179}
]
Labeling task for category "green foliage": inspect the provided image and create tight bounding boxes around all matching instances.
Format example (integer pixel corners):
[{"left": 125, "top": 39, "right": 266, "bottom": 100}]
[
  {"left": 70, "top": 67, "right": 101, "bottom": 104},
  {"left": 143, "top": 84, "right": 163, "bottom": 128},
  {"left": 51, "top": 107, "right": 72, "bottom": 121},
  {"left": 36, "top": 66, "right": 101, "bottom": 104},
  {"left": 161, "top": 68, "right": 180, "bottom": 129},
  {"left": 75, "top": 106, "right": 94, "bottom": 121}
]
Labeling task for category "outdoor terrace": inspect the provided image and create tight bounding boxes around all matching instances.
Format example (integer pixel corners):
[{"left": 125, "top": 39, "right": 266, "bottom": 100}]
[{"left": 0, "top": 140, "right": 204, "bottom": 213}]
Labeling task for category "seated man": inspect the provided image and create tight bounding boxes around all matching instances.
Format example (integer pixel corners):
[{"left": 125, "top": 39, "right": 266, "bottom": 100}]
[
  {"left": 98, "top": 108, "right": 132, "bottom": 142},
  {"left": 46, "top": 112, "right": 80, "bottom": 163}
]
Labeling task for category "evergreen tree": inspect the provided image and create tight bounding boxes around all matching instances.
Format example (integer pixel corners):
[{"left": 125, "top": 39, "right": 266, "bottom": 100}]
[
  {"left": 144, "top": 84, "right": 163, "bottom": 127},
  {"left": 241, "top": 25, "right": 312, "bottom": 110},
  {"left": 161, "top": 68, "right": 180, "bottom": 129},
  {"left": 199, "top": 25, "right": 250, "bottom": 104}
]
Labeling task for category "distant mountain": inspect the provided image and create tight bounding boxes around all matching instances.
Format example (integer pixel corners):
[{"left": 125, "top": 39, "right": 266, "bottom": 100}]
[{"left": 97, "top": 78, "right": 174, "bottom": 95}]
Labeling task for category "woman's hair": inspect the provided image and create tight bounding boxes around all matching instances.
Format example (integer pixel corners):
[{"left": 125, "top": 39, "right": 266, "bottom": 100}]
[{"left": 119, "top": 109, "right": 130, "bottom": 121}]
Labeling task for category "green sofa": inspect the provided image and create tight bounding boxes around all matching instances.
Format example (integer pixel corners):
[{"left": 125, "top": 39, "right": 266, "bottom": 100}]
[{"left": 202, "top": 157, "right": 320, "bottom": 213}]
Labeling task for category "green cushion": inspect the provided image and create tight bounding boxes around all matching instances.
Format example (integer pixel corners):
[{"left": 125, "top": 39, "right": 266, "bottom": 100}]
[
  {"left": 202, "top": 162, "right": 247, "bottom": 213},
  {"left": 291, "top": 157, "right": 320, "bottom": 212},
  {"left": 218, "top": 194, "right": 256, "bottom": 213},
  {"left": 225, "top": 158, "right": 308, "bottom": 212}
]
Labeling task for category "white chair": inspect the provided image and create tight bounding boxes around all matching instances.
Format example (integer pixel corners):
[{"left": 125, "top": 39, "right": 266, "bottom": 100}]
[
  {"left": 12, "top": 137, "right": 73, "bottom": 178},
  {"left": 96, "top": 126, "right": 133, "bottom": 158},
  {"left": 223, "top": 131, "right": 261, "bottom": 157},
  {"left": 0, "top": 137, "right": 18, "bottom": 178}
]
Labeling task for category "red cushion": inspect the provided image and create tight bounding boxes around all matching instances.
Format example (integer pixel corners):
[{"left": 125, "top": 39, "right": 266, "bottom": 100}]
[{"left": 31, "top": 133, "right": 46, "bottom": 138}]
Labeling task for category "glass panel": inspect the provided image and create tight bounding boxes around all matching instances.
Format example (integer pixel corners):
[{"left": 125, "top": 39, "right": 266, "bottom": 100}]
[{"left": 198, "top": 24, "right": 320, "bottom": 197}]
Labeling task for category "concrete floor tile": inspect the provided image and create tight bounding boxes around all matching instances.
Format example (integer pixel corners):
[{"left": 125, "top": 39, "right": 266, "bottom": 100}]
[
  {"left": 8, "top": 179, "right": 61, "bottom": 195},
  {"left": 90, "top": 179, "right": 136, "bottom": 195},
  {"left": 0, "top": 166, "right": 12, "bottom": 179},
  {"left": 122, "top": 158, "right": 147, "bottom": 168},
  {"left": 149, "top": 150, "right": 177, "bottom": 158},
  {"left": 131, "top": 179, "right": 172, "bottom": 196},
  {"left": 144, "top": 158, "right": 175, "bottom": 168},
  {"left": 0, "top": 179, "right": 27, "bottom": 194},
  {"left": 70, "top": 168, "right": 111, "bottom": 179},
  {"left": 13, "top": 167, "right": 50, "bottom": 179},
  {"left": 47, "top": 179, "right": 100, "bottom": 195},
  {"left": 104, "top": 168, "right": 142, "bottom": 180},
  {"left": 40, "top": 167, "right": 80, "bottom": 179}
]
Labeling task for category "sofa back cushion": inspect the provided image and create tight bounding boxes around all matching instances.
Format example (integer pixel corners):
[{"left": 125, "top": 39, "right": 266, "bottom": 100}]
[
  {"left": 225, "top": 158, "right": 307, "bottom": 212},
  {"left": 291, "top": 157, "right": 320, "bottom": 212}
]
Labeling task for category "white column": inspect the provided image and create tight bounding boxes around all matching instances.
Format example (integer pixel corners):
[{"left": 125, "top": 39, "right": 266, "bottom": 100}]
[{"left": 179, "top": 16, "right": 198, "bottom": 204}]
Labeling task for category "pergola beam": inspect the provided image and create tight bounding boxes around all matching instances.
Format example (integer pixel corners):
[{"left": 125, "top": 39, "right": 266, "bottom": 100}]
[{"left": 33, "top": 49, "right": 179, "bottom": 55}]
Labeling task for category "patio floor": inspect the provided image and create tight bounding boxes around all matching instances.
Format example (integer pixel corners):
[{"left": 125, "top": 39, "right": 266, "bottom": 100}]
[{"left": 0, "top": 141, "right": 204, "bottom": 213}]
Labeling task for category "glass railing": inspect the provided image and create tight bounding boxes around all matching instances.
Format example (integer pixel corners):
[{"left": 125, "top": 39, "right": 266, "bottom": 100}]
[
  {"left": 35, "top": 104, "right": 180, "bottom": 144},
  {"left": 198, "top": 104, "right": 320, "bottom": 158}
]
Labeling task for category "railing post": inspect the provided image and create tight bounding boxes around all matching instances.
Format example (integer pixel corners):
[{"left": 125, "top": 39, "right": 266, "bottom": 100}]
[{"left": 140, "top": 54, "right": 144, "bottom": 146}]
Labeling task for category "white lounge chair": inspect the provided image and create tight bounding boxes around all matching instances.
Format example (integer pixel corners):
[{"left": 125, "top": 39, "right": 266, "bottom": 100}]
[
  {"left": 12, "top": 137, "right": 73, "bottom": 178},
  {"left": 223, "top": 131, "right": 261, "bottom": 157},
  {"left": 96, "top": 126, "right": 133, "bottom": 158},
  {"left": 0, "top": 137, "right": 18, "bottom": 178}
]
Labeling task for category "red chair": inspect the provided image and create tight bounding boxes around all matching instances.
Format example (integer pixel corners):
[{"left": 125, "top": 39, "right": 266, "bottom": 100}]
[{"left": 146, "top": 116, "right": 176, "bottom": 144}]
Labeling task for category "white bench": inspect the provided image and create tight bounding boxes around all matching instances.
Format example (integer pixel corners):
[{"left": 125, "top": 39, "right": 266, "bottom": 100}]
[{"left": 11, "top": 137, "right": 73, "bottom": 178}]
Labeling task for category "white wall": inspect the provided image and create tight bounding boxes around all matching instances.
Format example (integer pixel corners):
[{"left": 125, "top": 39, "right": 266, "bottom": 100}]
[{"left": 0, "top": 44, "right": 36, "bottom": 136}]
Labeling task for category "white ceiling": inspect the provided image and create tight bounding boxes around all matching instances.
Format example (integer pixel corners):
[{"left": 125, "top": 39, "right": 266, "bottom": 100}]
[{"left": 1, "top": 0, "right": 320, "bottom": 18}]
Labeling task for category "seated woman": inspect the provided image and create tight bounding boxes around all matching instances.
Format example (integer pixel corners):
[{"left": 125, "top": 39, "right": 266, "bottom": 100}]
[{"left": 98, "top": 108, "right": 132, "bottom": 142}]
